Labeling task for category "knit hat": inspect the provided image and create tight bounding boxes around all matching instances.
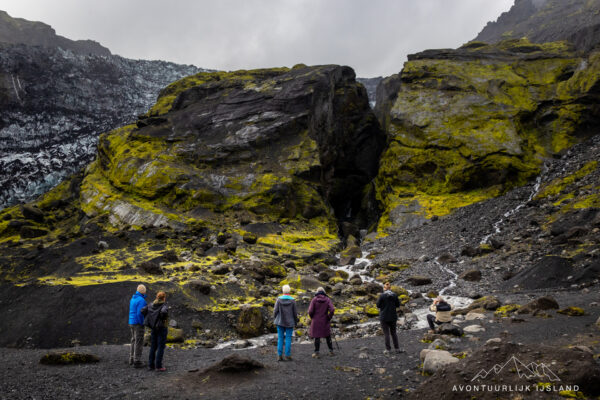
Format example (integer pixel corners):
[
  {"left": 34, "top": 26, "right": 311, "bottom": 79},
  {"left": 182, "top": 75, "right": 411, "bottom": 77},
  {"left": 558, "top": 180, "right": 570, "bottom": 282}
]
[
  {"left": 282, "top": 284, "right": 291, "bottom": 294},
  {"left": 137, "top": 284, "right": 146, "bottom": 294},
  {"left": 316, "top": 287, "right": 325, "bottom": 293}
]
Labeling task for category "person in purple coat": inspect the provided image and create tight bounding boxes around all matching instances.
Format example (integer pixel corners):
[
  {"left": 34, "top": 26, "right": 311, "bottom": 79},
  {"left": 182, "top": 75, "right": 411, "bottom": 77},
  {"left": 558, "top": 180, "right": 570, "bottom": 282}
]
[{"left": 308, "top": 287, "right": 335, "bottom": 358}]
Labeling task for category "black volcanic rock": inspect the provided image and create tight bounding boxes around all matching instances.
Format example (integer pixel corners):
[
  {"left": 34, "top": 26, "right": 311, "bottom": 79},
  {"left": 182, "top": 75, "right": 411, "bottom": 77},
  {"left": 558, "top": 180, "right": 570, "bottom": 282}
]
[{"left": 476, "top": 0, "right": 600, "bottom": 53}]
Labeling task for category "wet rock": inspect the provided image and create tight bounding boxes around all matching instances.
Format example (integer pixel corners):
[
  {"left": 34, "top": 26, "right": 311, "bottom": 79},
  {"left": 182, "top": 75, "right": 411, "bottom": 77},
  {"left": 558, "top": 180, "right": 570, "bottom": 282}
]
[
  {"left": 459, "top": 269, "right": 482, "bottom": 282},
  {"left": 349, "top": 275, "right": 363, "bottom": 285},
  {"left": 453, "top": 296, "right": 501, "bottom": 315},
  {"left": 216, "top": 232, "right": 231, "bottom": 245},
  {"left": 283, "top": 260, "right": 296, "bottom": 270},
  {"left": 236, "top": 306, "right": 264, "bottom": 338},
  {"left": 138, "top": 261, "right": 163, "bottom": 275},
  {"left": 464, "top": 312, "right": 485, "bottom": 321},
  {"left": 318, "top": 270, "right": 336, "bottom": 282},
  {"left": 40, "top": 352, "right": 99, "bottom": 365},
  {"left": 406, "top": 276, "right": 432, "bottom": 286},
  {"left": 201, "top": 354, "right": 264, "bottom": 373}
]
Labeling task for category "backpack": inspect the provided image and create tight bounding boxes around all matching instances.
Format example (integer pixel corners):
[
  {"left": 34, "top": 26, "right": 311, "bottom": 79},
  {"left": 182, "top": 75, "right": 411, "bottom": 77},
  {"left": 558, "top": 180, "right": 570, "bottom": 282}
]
[{"left": 144, "top": 303, "right": 167, "bottom": 329}]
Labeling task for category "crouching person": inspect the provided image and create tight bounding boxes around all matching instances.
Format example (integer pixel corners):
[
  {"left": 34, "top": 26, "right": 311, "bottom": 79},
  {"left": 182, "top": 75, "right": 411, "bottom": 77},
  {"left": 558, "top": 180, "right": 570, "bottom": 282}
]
[
  {"left": 427, "top": 296, "right": 452, "bottom": 333},
  {"left": 142, "top": 291, "right": 169, "bottom": 371},
  {"left": 273, "top": 284, "right": 298, "bottom": 361}
]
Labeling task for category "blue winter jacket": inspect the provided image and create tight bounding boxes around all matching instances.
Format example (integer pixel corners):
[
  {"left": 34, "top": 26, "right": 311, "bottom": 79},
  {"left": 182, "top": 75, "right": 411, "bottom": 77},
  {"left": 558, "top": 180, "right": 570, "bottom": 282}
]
[{"left": 128, "top": 291, "right": 147, "bottom": 325}]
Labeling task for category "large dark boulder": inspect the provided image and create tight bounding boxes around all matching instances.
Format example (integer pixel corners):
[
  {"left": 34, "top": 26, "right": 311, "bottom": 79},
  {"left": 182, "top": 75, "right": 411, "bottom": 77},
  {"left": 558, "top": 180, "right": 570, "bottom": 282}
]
[{"left": 506, "top": 256, "right": 573, "bottom": 289}]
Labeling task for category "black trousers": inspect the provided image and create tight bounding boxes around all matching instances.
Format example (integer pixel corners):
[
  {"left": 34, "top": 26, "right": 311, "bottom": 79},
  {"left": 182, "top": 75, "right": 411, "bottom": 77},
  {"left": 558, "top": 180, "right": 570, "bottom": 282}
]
[
  {"left": 427, "top": 314, "right": 443, "bottom": 330},
  {"left": 314, "top": 336, "right": 333, "bottom": 352},
  {"left": 380, "top": 320, "right": 399, "bottom": 350}
]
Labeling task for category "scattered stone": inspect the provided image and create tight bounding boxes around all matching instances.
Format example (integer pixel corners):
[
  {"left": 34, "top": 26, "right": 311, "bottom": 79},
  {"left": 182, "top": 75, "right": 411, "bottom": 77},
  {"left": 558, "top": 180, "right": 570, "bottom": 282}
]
[
  {"left": 486, "top": 338, "right": 502, "bottom": 345},
  {"left": 459, "top": 269, "right": 482, "bottom": 282},
  {"left": 169, "top": 320, "right": 178, "bottom": 328},
  {"left": 460, "top": 246, "right": 480, "bottom": 257},
  {"left": 283, "top": 260, "right": 296, "bottom": 270},
  {"left": 201, "top": 354, "right": 264, "bottom": 373},
  {"left": 358, "top": 352, "right": 369, "bottom": 359},
  {"left": 40, "top": 352, "right": 99, "bottom": 365},
  {"left": 167, "top": 328, "right": 184, "bottom": 343},
  {"left": 489, "top": 238, "right": 504, "bottom": 249},
  {"left": 463, "top": 325, "right": 485, "bottom": 333},
  {"left": 406, "top": 276, "right": 432, "bottom": 286},
  {"left": 453, "top": 296, "right": 501, "bottom": 315},
  {"left": 233, "top": 340, "right": 251, "bottom": 349},
  {"left": 97, "top": 241, "right": 109, "bottom": 250},
  {"left": 349, "top": 275, "right": 363, "bottom": 285},
  {"left": 465, "top": 312, "right": 485, "bottom": 321},
  {"left": 557, "top": 306, "right": 585, "bottom": 316},
  {"left": 596, "top": 316, "right": 600, "bottom": 329},
  {"left": 428, "top": 338, "right": 449, "bottom": 350},
  {"left": 211, "top": 264, "right": 230, "bottom": 275},
  {"left": 467, "top": 291, "right": 482, "bottom": 299}
]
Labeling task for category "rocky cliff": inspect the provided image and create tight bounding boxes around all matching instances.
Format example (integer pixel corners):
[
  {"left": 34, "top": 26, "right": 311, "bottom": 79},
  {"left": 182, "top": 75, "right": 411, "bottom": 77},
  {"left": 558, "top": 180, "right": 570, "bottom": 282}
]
[
  {"left": 0, "top": 10, "right": 110, "bottom": 56},
  {"left": 476, "top": 0, "right": 600, "bottom": 53},
  {"left": 374, "top": 39, "right": 600, "bottom": 233},
  {"left": 0, "top": 11, "right": 204, "bottom": 209},
  {"left": 0, "top": 65, "right": 385, "bottom": 347}
]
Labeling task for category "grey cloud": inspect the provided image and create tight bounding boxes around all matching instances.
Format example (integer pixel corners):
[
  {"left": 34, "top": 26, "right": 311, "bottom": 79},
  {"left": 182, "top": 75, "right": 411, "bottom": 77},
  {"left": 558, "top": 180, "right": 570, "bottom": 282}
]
[{"left": 2, "top": 0, "right": 514, "bottom": 77}]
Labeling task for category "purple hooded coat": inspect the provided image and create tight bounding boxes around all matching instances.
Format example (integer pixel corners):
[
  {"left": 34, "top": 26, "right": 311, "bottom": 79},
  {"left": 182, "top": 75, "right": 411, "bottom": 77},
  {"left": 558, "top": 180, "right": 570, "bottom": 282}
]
[{"left": 308, "top": 292, "right": 335, "bottom": 338}]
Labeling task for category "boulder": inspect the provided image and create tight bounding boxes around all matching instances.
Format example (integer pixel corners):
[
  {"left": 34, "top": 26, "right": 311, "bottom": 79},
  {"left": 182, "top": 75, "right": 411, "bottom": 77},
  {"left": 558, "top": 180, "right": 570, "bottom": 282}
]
[
  {"left": 517, "top": 296, "right": 559, "bottom": 314},
  {"left": 236, "top": 306, "right": 264, "bottom": 338},
  {"left": 459, "top": 269, "right": 482, "bottom": 282},
  {"left": 465, "top": 312, "right": 485, "bottom": 321},
  {"left": 437, "top": 254, "right": 457, "bottom": 264},
  {"left": 453, "top": 296, "right": 501, "bottom": 315},
  {"left": 242, "top": 233, "right": 257, "bottom": 244},
  {"left": 21, "top": 205, "right": 45, "bottom": 222},
  {"left": 460, "top": 246, "right": 480, "bottom": 257},
  {"left": 201, "top": 354, "right": 264, "bottom": 373},
  {"left": 437, "top": 323, "right": 464, "bottom": 337},
  {"left": 406, "top": 276, "right": 432, "bottom": 286},
  {"left": 19, "top": 226, "right": 48, "bottom": 238},
  {"left": 138, "top": 261, "right": 163, "bottom": 275},
  {"left": 186, "top": 279, "right": 211, "bottom": 295},
  {"left": 506, "top": 256, "right": 573, "bottom": 289},
  {"left": 211, "top": 264, "right": 230, "bottom": 275},
  {"left": 421, "top": 349, "right": 459, "bottom": 374},
  {"left": 167, "top": 327, "right": 184, "bottom": 343}
]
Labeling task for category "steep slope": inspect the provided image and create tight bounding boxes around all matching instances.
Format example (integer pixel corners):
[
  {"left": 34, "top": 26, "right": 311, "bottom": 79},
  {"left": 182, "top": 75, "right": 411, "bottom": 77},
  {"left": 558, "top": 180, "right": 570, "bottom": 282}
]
[
  {"left": 0, "top": 65, "right": 385, "bottom": 347},
  {"left": 476, "top": 0, "right": 600, "bottom": 53},
  {"left": 374, "top": 39, "right": 600, "bottom": 233},
  {"left": 0, "top": 10, "right": 110, "bottom": 56}
]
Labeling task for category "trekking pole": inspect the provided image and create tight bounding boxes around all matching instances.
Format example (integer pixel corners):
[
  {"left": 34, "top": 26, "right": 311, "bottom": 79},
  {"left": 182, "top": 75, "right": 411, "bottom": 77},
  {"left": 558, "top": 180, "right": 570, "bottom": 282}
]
[{"left": 333, "top": 327, "right": 341, "bottom": 351}]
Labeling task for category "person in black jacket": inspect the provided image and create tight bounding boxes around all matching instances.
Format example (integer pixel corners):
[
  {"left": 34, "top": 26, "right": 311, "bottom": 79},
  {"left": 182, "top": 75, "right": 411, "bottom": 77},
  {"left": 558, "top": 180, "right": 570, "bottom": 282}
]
[
  {"left": 141, "top": 291, "right": 169, "bottom": 371},
  {"left": 376, "top": 282, "right": 401, "bottom": 355}
]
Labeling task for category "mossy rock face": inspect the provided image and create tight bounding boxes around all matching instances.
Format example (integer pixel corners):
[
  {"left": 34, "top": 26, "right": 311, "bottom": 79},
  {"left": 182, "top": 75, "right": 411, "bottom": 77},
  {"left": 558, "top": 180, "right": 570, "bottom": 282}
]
[
  {"left": 374, "top": 39, "right": 600, "bottom": 233},
  {"left": 236, "top": 307, "right": 264, "bottom": 338},
  {"left": 40, "top": 352, "right": 100, "bottom": 365},
  {"left": 79, "top": 65, "right": 385, "bottom": 258},
  {"left": 363, "top": 305, "right": 380, "bottom": 317}
]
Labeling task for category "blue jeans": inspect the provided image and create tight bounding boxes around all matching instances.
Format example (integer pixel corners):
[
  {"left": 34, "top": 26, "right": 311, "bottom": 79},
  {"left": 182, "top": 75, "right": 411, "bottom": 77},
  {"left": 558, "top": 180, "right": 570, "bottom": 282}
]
[
  {"left": 277, "top": 326, "right": 293, "bottom": 356},
  {"left": 149, "top": 326, "right": 168, "bottom": 368}
]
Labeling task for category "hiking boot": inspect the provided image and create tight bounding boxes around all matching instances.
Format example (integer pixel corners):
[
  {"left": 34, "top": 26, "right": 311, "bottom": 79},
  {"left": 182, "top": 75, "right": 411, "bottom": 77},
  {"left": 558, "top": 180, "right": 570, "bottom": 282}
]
[
  {"left": 133, "top": 361, "right": 145, "bottom": 369},
  {"left": 129, "top": 359, "right": 134, "bottom": 366},
  {"left": 312, "top": 352, "right": 320, "bottom": 359},
  {"left": 328, "top": 350, "right": 335, "bottom": 356},
  {"left": 156, "top": 367, "right": 166, "bottom": 372},
  {"left": 285, "top": 356, "right": 293, "bottom": 361},
  {"left": 395, "top": 348, "right": 405, "bottom": 354},
  {"left": 277, "top": 355, "right": 284, "bottom": 361},
  {"left": 383, "top": 350, "right": 390, "bottom": 356}
]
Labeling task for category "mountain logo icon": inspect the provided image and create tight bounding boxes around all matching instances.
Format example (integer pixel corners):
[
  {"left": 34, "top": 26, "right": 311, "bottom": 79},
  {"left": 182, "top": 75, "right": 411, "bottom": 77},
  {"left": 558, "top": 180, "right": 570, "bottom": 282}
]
[{"left": 471, "top": 355, "right": 560, "bottom": 382}]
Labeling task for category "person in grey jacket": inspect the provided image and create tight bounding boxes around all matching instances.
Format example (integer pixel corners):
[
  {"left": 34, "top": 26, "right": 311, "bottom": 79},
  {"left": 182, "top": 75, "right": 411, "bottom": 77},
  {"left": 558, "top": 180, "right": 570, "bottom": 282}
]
[{"left": 273, "top": 284, "right": 299, "bottom": 361}]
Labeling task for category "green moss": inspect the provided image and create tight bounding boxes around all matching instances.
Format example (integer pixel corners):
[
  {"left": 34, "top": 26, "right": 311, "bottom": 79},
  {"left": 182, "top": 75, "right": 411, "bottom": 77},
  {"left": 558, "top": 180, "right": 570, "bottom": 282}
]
[
  {"left": 557, "top": 306, "right": 585, "bottom": 316},
  {"left": 494, "top": 304, "right": 521, "bottom": 317},
  {"left": 558, "top": 390, "right": 585, "bottom": 399}
]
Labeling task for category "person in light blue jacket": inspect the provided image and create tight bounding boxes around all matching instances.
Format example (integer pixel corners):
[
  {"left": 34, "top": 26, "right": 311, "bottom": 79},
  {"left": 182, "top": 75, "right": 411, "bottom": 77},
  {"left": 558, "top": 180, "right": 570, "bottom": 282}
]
[
  {"left": 128, "top": 284, "right": 147, "bottom": 367},
  {"left": 273, "top": 284, "right": 298, "bottom": 361}
]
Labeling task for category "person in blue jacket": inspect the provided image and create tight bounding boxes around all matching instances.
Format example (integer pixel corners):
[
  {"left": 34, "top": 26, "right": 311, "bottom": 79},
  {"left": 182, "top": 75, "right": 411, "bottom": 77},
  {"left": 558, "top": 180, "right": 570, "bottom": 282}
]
[
  {"left": 273, "top": 284, "right": 299, "bottom": 361},
  {"left": 128, "top": 284, "right": 147, "bottom": 368}
]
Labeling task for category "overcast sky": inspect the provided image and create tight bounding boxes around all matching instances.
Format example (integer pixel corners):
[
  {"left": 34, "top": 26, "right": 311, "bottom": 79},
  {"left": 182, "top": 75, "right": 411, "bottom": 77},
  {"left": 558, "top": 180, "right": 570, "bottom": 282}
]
[{"left": 2, "top": 0, "right": 514, "bottom": 77}]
